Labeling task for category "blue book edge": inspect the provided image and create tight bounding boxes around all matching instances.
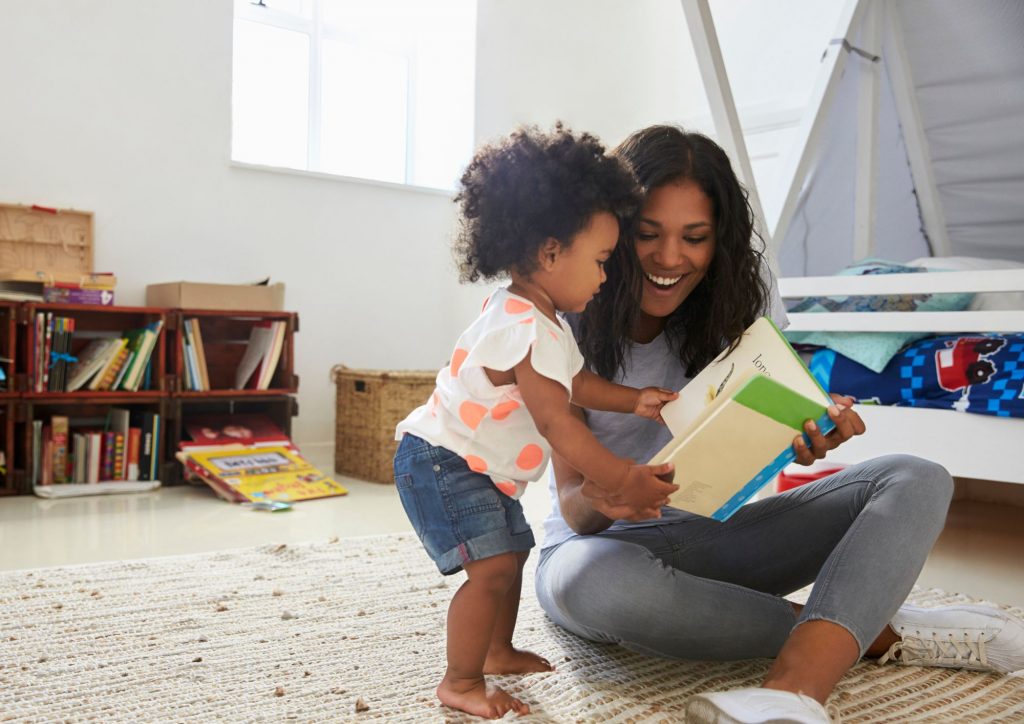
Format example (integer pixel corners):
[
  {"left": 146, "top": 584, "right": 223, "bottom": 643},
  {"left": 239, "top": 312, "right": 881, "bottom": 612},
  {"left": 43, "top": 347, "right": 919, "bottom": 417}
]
[{"left": 711, "top": 410, "right": 837, "bottom": 522}]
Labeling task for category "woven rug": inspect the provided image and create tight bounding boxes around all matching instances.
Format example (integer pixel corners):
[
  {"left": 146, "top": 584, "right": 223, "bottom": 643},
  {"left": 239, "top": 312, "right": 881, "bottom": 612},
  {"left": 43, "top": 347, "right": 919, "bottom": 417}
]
[{"left": 2, "top": 534, "right": 1022, "bottom": 722}]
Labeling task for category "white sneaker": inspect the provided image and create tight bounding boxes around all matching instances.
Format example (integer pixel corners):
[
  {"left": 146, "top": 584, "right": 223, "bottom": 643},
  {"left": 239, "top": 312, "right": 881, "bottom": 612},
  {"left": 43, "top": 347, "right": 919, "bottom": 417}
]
[
  {"left": 685, "top": 687, "right": 839, "bottom": 724},
  {"left": 879, "top": 603, "right": 1024, "bottom": 675}
]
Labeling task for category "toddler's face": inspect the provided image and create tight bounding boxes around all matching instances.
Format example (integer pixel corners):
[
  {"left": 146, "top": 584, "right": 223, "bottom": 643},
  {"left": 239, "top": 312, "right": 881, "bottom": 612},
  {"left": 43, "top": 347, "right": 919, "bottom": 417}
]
[{"left": 546, "top": 211, "right": 619, "bottom": 313}]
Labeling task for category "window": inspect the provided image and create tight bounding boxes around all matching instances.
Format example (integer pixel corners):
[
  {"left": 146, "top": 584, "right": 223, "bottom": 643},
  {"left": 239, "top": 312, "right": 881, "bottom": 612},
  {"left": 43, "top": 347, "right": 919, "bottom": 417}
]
[{"left": 232, "top": 0, "right": 477, "bottom": 190}]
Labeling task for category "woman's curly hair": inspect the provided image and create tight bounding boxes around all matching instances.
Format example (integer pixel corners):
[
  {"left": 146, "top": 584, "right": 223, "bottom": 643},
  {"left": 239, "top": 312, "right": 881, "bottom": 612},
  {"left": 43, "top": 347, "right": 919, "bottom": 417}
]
[
  {"left": 578, "top": 125, "right": 771, "bottom": 379},
  {"left": 453, "top": 123, "right": 641, "bottom": 283}
]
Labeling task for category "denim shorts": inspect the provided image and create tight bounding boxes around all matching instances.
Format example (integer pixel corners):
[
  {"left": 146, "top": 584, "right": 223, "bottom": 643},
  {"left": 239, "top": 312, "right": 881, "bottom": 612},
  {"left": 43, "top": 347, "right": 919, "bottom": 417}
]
[{"left": 393, "top": 434, "right": 535, "bottom": 575}]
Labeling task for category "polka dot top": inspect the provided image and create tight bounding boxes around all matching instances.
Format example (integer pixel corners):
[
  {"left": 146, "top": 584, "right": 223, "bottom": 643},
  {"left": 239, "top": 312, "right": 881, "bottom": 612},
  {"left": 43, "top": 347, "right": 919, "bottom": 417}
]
[{"left": 396, "top": 287, "right": 584, "bottom": 499}]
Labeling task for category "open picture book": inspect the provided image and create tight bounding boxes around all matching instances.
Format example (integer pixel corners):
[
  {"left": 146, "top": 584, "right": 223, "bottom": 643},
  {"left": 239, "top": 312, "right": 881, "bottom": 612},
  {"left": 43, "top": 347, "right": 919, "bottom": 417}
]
[{"left": 650, "top": 316, "right": 836, "bottom": 521}]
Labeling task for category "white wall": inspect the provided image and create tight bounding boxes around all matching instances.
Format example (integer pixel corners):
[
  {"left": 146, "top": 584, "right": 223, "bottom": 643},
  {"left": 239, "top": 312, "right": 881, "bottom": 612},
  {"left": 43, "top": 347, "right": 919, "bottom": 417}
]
[
  {"left": 0, "top": 0, "right": 464, "bottom": 444},
  {"left": 0, "top": 0, "right": 841, "bottom": 445}
]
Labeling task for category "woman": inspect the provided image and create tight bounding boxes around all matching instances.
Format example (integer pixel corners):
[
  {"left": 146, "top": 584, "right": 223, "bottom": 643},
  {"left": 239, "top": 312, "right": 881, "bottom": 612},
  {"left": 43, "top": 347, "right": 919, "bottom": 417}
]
[{"left": 535, "top": 125, "right": 1024, "bottom": 723}]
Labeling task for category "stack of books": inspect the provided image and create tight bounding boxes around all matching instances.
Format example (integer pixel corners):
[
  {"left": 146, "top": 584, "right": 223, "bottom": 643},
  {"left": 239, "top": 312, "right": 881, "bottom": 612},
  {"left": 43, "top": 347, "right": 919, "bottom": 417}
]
[
  {"left": 42, "top": 273, "right": 117, "bottom": 305},
  {"left": 177, "top": 414, "right": 346, "bottom": 503},
  {"left": 52, "top": 319, "right": 163, "bottom": 392},
  {"left": 32, "top": 408, "right": 161, "bottom": 487}
]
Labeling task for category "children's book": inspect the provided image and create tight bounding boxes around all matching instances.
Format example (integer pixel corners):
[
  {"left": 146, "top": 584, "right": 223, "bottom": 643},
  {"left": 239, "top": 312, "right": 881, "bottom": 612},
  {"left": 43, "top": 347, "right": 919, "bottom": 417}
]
[
  {"left": 181, "top": 413, "right": 291, "bottom": 450},
  {"left": 650, "top": 316, "right": 837, "bottom": 522},
  {"left": 178, "top": 445, "right": 347, "bottom": 503}
]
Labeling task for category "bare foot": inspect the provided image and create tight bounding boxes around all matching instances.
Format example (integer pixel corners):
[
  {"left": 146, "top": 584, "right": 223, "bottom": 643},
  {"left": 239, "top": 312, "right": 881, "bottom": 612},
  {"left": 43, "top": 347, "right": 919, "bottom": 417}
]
[
  {"left": 484, "top": 646, "right": 554, "bottom": 675},
  {"left": 436, "top": 675, "right": 530, "bottom": 719}
]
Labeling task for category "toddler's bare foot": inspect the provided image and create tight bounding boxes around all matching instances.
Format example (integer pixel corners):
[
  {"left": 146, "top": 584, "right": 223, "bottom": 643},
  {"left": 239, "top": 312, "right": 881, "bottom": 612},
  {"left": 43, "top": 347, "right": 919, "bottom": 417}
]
[
  {"left": 484, "top": 646, "right": 554, "bottom": 675},
  {"left": 437, "top": 675, "right": 530, "bottom": 719}
]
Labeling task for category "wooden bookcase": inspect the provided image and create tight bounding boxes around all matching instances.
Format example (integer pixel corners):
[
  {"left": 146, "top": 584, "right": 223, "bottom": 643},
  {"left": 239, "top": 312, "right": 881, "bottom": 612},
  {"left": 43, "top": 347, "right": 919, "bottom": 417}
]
[
  {"left": 0, "top": 303, "right": 298, "bottom": 493},
  {"left": 0, "top": 302, "right": 17, "bottom": 494}
]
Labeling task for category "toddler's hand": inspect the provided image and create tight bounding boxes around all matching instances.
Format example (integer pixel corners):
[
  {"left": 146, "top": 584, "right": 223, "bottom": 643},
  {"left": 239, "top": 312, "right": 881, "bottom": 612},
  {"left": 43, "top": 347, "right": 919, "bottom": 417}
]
[
  {"left": 634, "top": 387, "right": 678, "bottom": 423},
  {"left": 584, "top": 462, "right": 677, "bottom": 520}
]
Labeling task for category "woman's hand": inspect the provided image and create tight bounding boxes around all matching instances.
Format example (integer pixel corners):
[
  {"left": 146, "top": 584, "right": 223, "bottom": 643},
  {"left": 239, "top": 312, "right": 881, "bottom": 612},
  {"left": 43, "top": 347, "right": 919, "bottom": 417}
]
[
  {"left": 634, "top": 387, "right": 678, "bottom": 423},
  {"left": 792, "top": 394, "right": 866, "bottom": 465}
]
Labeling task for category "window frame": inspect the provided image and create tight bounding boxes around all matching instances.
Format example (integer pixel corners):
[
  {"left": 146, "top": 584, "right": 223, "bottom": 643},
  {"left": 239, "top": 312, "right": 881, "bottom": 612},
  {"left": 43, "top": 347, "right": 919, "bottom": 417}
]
[{"left": 231, "top": 0, "right": 473, "bottom": 192}]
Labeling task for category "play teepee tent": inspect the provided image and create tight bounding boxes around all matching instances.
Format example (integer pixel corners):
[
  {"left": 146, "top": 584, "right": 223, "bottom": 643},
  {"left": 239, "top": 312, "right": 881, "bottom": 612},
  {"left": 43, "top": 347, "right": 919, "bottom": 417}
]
[{"left": 682, "top": 0, "right": 1024, "bottom": 276}]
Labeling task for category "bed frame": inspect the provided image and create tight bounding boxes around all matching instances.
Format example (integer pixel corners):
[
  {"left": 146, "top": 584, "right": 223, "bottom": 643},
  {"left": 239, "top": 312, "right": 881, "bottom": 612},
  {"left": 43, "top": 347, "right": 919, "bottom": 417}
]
[{"left": 779, "top": 268, "right": 1024, "bottom": 485}]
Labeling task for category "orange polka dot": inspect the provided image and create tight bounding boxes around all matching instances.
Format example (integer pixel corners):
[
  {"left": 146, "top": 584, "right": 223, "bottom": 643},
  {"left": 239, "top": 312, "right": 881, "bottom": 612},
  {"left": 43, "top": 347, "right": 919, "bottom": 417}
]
[
  {"left": 549, "top": 330, "right": 559, "bottom": 341},
  {"left": 518, "top": 317, "right": 535, "bottom": 325},
  {"left": 505, "top": 298, "right": 533, "bottom": 315},
  {"left": 494, "top": 480, "right": 519, "bottom": 497},
  {"left": 516, "top": 444, "right": 544, "bottom": 471},
  {"left": 490, "top": 400, "right": 520, "bottom": 421},
  {"left": 464, "top": 455, "right": 488, "bottom": 473},
  {"left": 458, "top": 401, "right": 488, "bottom": 430},
  {"left": 450, "top": 348, "right": 469, "bottom": 377},
  {"left": 481, "top": 294, "right": 491, "bottom": 312}
]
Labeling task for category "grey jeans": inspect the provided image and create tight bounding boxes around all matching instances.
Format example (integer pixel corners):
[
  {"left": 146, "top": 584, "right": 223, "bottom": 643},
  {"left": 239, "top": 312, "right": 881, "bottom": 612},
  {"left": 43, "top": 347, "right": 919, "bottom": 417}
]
[{"left": 535, "top": 454, "right": 953, "bottom": 660}]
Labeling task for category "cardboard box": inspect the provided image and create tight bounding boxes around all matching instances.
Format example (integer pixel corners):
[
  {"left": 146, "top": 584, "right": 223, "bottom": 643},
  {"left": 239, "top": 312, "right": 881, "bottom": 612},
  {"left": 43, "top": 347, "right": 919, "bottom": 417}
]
[{"left": 145, "top": 281, "right": 285, "bottom": 311}]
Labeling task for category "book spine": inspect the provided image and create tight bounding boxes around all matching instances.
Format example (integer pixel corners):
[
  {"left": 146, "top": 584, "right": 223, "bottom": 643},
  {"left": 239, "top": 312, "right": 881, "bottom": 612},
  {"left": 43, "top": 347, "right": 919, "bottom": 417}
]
[
  {"left": 126, "top": 427, "right": 141, "bottom": 481},
  {"left": 150, "top": 414, "right": 161, "bottom": 481},
  {"left": 101, "top": 431, "right": 116, "bottom": 481},
  {"left": 42, "top": 313, "right": 53, "bottom": 391},
  {"left": 51, "top": 416, "right": 69, "bottom": 484},
  {"left": 139, "top": 416, "right": 154, "bottom": 481},
  {"left": 112, "top": 432, "right": 126, "bottom": 480},
  {"left": 711, "top": 410, "right": 837, "bottom": 522},
  {"left": 87, "top": 432, "right": 102, "bottom": 484},
  {"left": 31, "top": 420, "right": 42, "bottom": 486}
]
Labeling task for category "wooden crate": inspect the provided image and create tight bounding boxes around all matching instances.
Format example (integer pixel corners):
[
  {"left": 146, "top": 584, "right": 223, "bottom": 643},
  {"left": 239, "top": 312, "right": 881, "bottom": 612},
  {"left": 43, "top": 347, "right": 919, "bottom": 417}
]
[
  {"left": 0, "top": 203, "right": 95, "bottom": 284},
  {"left": 332, "top": 365, "right": 435, "bottom": 484}
]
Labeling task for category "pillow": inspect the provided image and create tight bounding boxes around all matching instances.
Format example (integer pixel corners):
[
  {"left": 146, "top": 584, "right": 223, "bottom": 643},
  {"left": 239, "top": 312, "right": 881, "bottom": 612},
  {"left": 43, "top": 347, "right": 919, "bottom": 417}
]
[
  {"left": 908, "top": 255, "right": 1024, "bottom": 312},
  {"left": 785, "top": 259, "right": 975, "bottom": 373}
]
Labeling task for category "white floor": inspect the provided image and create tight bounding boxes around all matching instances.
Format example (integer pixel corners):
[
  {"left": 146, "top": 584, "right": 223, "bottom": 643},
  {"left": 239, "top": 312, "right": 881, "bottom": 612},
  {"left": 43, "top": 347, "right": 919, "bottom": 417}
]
[{"left": 1, "top": 446, "right": 1023, "bottom": 609}]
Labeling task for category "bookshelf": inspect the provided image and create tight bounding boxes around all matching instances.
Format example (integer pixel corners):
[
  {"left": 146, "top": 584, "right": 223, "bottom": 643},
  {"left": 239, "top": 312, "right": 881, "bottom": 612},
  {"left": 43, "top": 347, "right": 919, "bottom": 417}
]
[{"left": 0, "top": 303, "right": 298, "bottom": 493}]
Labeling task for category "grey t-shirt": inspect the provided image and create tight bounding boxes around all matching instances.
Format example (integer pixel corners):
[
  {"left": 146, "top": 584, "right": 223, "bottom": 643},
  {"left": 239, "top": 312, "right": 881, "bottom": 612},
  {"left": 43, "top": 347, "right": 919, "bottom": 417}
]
[{"left": 540, "top": 330, "right": 696, "bottom": 549}]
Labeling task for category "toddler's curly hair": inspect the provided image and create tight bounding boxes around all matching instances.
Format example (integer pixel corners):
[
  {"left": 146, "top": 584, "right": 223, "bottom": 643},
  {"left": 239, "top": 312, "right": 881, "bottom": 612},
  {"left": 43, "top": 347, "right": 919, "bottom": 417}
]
[{"left": 453, "top": 124, "right": 641, "bottom": 283}]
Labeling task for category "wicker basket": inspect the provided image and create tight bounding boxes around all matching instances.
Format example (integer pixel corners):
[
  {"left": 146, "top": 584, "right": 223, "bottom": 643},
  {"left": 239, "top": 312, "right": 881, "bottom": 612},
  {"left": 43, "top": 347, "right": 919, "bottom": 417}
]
[{"left": 332, "top": 365, "right": 437, "bottom": 484}]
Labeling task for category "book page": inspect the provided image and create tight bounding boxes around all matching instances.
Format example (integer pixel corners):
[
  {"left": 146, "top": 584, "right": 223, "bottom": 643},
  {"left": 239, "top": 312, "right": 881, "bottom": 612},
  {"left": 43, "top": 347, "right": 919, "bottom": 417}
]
[
  {"left": 662, "top": 316, "right": 830, "bottom": 438},
  {"left": 654, "top": 397, "right": 805, "bottom": 518}
]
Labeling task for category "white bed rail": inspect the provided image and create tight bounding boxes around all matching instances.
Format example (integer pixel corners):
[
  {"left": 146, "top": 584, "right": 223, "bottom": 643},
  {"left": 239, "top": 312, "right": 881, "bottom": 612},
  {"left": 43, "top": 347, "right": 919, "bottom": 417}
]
[{"left": 779, "top": 269, "right": 1024, "bottom": 332}]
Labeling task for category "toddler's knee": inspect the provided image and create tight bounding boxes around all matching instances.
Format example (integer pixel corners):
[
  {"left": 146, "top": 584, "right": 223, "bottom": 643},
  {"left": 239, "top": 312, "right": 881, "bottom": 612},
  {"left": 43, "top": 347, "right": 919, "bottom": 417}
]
[{"left": 466, "top": 552, "right": 520, "bottom": 594}]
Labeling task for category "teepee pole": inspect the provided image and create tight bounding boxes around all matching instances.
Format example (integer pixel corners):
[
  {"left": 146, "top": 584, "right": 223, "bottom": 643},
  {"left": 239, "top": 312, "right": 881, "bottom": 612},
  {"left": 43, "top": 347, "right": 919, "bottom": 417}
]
[
  {"left": 679, "top": 0, "right": 773, "bottom": 258},
  {"left": 771, "top": 0, "right": 866, "bottom": 254},
  {"left": 884, "top": 1, "right": 952, "bottom": 257},
  {"left": 854, "top": 0, "right": 881, "bottom": 262}
]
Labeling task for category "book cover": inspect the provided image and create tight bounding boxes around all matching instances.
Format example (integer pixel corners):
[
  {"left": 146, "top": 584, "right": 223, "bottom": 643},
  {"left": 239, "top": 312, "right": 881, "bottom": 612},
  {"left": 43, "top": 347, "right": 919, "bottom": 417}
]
[
  {"left": 67, "top": 339, "right": 118, "bottom": 392},
  {"left": 235, "top": 323, "right": 272, "bottom": 389},
  {"left": 42, "top": 286, "right": 115, "bottom": 305},
  {"left": 182, "top": 445, "right": 347, "bottom": 503},
  {"left": 120, "top": 321, "right": 161, "bottom": 391},
  {"left": 651, "top": 316, "right": 836, "bottom": 521},
  {"left": 182, "top": 413, "right": 290, "bottom": 449}
]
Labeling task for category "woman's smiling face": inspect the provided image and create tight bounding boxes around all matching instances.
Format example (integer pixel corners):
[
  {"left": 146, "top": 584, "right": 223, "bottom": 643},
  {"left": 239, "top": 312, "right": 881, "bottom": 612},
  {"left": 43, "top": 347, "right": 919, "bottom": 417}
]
[{"left": 634, "top": 180, "right": 716, "bottom": 337}]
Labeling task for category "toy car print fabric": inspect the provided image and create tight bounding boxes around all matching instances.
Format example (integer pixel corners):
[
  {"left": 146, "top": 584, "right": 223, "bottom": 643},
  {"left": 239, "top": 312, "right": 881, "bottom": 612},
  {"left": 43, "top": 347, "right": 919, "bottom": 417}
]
[{"left": 809, "top": 334, "right": 1024, "bottom": 418}]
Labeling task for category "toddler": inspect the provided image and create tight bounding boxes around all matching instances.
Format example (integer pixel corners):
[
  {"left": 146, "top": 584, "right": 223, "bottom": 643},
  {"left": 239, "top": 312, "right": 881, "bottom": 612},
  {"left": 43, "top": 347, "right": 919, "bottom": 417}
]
[{"left": 394, "top": 125, "right": 677, "bottom": 719}]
